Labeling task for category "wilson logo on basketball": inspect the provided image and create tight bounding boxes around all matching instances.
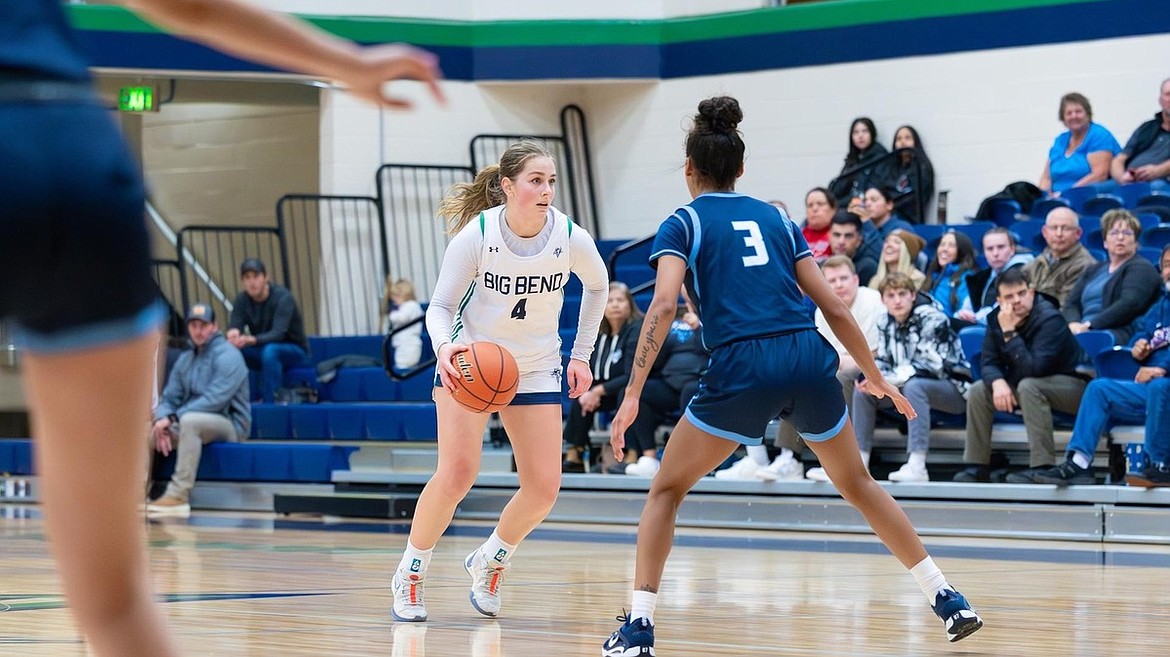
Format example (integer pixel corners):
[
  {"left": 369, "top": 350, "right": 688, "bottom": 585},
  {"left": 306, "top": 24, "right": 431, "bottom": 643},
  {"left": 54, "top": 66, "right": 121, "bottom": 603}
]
[{"left": 455, "top": 354, "right": 476, "bottom": 382}]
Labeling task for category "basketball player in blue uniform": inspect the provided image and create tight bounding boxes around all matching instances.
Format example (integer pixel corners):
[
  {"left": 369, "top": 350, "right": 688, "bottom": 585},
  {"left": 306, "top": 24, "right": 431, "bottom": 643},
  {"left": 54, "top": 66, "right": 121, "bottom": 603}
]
[
  {"left": 602, "top": 97, "right": 982, "bottom": 656},
  {"left": 391, "top": 141, "right": 609, "bottom": 622},
  {"left": 3, "top": 2, "right": 442, "bottom": 655}
]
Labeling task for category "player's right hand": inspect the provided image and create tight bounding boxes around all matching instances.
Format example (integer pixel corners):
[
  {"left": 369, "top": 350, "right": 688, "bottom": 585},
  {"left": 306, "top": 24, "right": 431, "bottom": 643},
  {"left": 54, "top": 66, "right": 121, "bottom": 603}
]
[
  {"left": 343, "top": 43, "right": 445, "bottom": 109},
  {"left": 435, "top": 343, "right": 469, "bottom": 393}
]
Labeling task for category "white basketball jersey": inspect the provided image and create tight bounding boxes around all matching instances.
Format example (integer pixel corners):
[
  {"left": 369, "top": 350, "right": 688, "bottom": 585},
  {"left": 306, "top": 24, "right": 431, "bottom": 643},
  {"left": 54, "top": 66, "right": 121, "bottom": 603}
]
[{"left": 449, "top": 206, "right": 575, "bottom": 373}]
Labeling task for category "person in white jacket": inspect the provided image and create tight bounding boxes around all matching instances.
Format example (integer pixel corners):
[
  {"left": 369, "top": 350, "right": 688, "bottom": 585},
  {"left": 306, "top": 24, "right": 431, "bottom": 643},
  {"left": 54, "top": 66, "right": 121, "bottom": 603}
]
[{"left": 382, "top": 277, "right": 424, "bottom": 370}]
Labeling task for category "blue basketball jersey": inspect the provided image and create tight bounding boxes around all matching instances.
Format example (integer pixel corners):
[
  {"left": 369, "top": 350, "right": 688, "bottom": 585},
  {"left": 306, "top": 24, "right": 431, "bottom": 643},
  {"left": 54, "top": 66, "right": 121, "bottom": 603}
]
[
  {"left": 0, "top": 2, "right": 91, "bottom": 82},
  {"left": 650, "top": 192, "right": 815, "bottom": 351}
]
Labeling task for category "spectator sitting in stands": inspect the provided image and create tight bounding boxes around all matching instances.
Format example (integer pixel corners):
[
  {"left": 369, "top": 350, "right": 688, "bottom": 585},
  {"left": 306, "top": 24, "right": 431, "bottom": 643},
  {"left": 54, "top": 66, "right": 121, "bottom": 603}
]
[
  {"left": 1022, "top": 206, "right": 1099, "bottom": 307},
  {"left": 800, "top": 187, "right": 836, "bottom": 262},
  {"left": 830, "top": 211, "right": 880, "bottom": 284},
  {"left": 836, "top": 272, "right": 970, "bottom": 483},
  {"left": 1038, "top": 92, "right": 1120, "bottom": 196},
  {"left": 1064, "top": 209, "right": 1161, "bottom": 344},
  {"left": 227, "top": 258, "right": 310, "bottom": 403},
  {"left": 953, "top": 269, "right": 1088, "bottom": 484},
  {"left": 868, "top": 229, "right": 926, "bottom": 291},
  {"left": 146, "top": 303, "right": 250, "bottom": 517},
  {"left": 382, "top": 277, "right": 424, "bottom": 371},
  {"left": 562, "top": 281, "right": 642, "bottom": 473},
  {"left": 1035, "top": 244, "right": 1170, "bottom": 486},
  {"left": 829, "top": 117, "right": 889, "bottom": 205},
  {"left": 924, "top": 229, "right": 978, "bottom": 327},
  {"left": 1110, "top": 78, "right": 1170, "bottom": 186},
  {"left": 862, "top": 185, "right": 917, "bottom": 247},
  {"left": 622, "top": 303, "right": 708, "bottom": 478},
  {"left": 959, "top": 227, "right": 1034, "bottom": 325},
  {"left": 879, "top": 125, "right": 935, "bottom": 224}
]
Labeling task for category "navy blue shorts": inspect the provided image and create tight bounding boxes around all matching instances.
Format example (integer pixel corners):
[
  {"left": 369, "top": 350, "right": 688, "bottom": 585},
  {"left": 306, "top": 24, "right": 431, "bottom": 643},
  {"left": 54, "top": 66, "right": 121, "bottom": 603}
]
[
  {"left": 0, "top": 98, "right": 161, "bottom": 351},
  {"left": 686, "top": 329, "right": 848, "bottom": 446}
]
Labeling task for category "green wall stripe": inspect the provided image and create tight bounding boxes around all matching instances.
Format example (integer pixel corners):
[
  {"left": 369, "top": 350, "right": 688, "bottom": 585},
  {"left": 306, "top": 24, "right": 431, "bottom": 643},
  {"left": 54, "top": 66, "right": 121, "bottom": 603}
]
[{"left": 66, "top": 0, "right": 1108, "bottom": 48}]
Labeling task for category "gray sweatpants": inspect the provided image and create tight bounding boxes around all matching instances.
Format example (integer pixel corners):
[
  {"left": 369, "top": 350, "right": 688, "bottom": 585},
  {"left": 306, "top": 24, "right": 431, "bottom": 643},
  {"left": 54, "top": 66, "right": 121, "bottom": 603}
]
[
  {"left": 853, "top": 377, "right": 967, "bottom": 453},
  {"left": 157, "top": 412, "right": 241, "bottom": 502}
]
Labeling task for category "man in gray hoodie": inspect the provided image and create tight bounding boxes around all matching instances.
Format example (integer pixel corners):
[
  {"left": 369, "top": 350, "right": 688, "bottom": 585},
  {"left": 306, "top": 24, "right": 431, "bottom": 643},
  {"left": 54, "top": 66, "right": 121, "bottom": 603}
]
[{"left": 147, "top": 303, "right": 250, "bottom": 517}]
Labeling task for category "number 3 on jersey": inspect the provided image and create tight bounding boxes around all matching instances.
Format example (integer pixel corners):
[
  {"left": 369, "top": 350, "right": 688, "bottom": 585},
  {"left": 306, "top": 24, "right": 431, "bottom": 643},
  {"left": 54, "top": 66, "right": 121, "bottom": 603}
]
[
  {"left": 511, "top": 298, "right": 527, "bottom": 319},
  {"left": 730, "top": 220, "right": 769, "bottom": 267}
]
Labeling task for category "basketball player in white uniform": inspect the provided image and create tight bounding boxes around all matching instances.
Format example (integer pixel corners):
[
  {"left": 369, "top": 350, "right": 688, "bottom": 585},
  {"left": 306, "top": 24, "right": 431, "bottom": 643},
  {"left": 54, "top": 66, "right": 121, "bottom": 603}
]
[{"left": 391, "top": 141, "right": 608, "bottom": 622}]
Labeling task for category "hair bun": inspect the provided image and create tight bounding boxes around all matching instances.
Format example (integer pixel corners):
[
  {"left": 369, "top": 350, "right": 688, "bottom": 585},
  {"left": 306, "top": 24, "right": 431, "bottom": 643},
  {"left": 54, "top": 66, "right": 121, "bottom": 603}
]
[{"left": 696, "top": 96, "right": 743, "bottom": 134}]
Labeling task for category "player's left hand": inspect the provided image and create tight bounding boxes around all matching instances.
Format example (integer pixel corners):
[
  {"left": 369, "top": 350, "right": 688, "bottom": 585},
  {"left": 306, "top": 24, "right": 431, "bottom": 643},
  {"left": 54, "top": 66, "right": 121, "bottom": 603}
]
[
  {"left": 565, "top": 359, "right": 592, "bottom": 399},
  {"left": 610, "top": 396, "right": 640, "bottom": 461}
]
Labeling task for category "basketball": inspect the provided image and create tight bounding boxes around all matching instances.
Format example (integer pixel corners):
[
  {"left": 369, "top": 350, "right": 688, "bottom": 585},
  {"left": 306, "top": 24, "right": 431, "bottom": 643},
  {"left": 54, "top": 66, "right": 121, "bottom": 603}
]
[{"left": 449, "top": 341, "right": 520, "bottom": 413}]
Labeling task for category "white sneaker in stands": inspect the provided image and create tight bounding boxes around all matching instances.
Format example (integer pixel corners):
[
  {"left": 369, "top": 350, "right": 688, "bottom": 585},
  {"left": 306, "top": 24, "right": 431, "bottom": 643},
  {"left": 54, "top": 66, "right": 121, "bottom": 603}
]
[
  {"left": 805, "top": 466, "right": 831, "bottom": 482},
  {"left": 887, "top": 462, "right": 930, "bottom": 483},
  {"left": 624, "top": 456, "right": 661, "bottom": 477},
  {"left": 755, "top": 456, "right": 805, "bottom": 482},
  {"left": 714, "top": 456, "right": 760, "bottom": 480}
]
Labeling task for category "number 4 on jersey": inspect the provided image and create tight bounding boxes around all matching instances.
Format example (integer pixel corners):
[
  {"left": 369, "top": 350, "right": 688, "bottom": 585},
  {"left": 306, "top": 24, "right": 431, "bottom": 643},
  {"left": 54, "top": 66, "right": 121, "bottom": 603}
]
[{"left": 511, "top": 298, "right": 528, "bottom": 319}]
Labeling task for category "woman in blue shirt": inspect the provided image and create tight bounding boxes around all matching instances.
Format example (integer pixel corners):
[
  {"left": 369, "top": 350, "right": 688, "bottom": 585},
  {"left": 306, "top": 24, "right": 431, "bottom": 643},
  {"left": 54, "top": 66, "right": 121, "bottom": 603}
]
[
  {"left": 1039, "top": 92, "right": 1121, "bottom": 195},
  {"left": 602, "top": 96, "right": 982, "bottom": 656}
]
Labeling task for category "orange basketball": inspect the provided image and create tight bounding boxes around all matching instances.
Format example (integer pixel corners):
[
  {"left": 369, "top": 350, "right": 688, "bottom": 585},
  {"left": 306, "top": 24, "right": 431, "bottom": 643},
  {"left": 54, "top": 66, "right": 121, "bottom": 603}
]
[{"left": 449, "top": 341, "right": 519, "bottom": 413}]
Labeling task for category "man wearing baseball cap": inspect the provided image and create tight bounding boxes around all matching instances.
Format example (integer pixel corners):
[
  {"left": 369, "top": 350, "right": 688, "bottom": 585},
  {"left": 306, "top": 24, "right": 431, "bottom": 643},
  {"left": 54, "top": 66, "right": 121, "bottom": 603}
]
[
  {"left": 147, "top": 303, "right": 250, "bottom": 516},
  {"left": 227, "top": 257, "right": 309, "bottom": 403}
]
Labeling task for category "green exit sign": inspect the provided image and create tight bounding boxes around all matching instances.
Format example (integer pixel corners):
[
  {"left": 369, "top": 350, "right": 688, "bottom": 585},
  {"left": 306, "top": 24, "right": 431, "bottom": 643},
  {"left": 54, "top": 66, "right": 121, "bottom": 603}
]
[{"left": 118, "top": 85, "right": 159, "bottom": 112}]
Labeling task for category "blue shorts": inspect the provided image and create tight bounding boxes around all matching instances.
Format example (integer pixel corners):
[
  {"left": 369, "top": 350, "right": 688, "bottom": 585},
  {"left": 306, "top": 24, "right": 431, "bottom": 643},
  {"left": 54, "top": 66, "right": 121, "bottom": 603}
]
[
  {"left": 686, "top": 329, "right": 848, "bottom": 446},
  {"left": 0, "top": 98, "right": 160, "bottom": 352}
]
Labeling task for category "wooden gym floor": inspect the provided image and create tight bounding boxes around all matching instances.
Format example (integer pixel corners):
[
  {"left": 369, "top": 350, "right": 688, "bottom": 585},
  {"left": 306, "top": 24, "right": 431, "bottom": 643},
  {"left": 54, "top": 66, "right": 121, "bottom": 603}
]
[{"left": 2, "top": 505, "right": 1168, "bottom": 656}]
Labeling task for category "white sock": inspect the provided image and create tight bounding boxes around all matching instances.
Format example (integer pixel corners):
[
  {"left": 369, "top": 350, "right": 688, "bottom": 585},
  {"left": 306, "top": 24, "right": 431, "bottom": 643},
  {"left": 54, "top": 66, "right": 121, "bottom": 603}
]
[
  {"left": 630, "top": 590, "right": 658, "bottom": 625},
  {"left": 481, "top": 529, "right": 518, "bottom": 567},
  {"left": 1071, "top": 451, "right": 1091, "bottom": 469},
  {"left": 908, "top": 451, "right": 927, "bottom": 472},
  {"left": 909, "top": 556, "right": 950, "bottom": 602},
  {"left": 746, "top": 445, "right": 769, "bottom": 465},
  {"left": 398, "top": 541, "right": 433, "bottom": 576},
  {"left": 776, "top": 448, "right": 795, "bottom": 464},
  {"left": 859, "top": 450, "right": 870, "bottom": 467}
]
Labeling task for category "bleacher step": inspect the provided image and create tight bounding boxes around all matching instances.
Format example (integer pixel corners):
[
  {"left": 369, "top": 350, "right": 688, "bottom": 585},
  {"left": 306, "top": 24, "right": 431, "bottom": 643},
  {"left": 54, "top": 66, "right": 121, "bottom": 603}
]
[
  {"left": 348, "top": 444, "right": 514, "bottom": 474},
  {"left": 273, "top": 491, "right": 419, "bottom": 518}
]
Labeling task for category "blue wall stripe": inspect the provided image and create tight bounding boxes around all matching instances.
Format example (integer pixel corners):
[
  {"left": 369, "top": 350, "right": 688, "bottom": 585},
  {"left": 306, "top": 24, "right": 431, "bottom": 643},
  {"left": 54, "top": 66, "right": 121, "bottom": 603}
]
[{"left": 75, "top": 0, "right": 1168, "bottom": 81}]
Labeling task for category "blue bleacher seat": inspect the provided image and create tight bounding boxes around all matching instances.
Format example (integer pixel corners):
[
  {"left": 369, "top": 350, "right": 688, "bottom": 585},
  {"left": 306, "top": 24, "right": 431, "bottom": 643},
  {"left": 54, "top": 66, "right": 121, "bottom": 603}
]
[
  {"left": 958, "top": 326, "right": 986, "bottom": 376},
  {"left": 1030, "top": 197, "right": 1071, "bottom": 219},
  {"left": 1136, "top": 206, "right": 1170, "bottom": 224},
  {"left": 1094, "top": 346, "right": 1140, "bottom": 380},
  {"left": 362, "top": 405, "right": 402, "bottom": 440},
  {"left": 289, "top": 406, "right": 329, "bottom": 440},
  {"left": 325, "top": 406, "right": 365, "bottom": 439},
  {"left": 1082, "top": 194, "right": 1124, "bottom": 216},
  {"left": 251, "top": 405, "right": 290, "bottom": 439},
  {"left": 985, "top": 198, "right": 1022, "bottom": 227},
  {"left": 395, "top": 371, "right": 435, "bottom": 402},
  {"left": 951, "top": 221, "right": 996, "bottom": 250},
  {"left": 1113, "top": 183, "right": 1152, "bottom": 208},
  {"left": 1141, "top": 226, "right": 1170, "bottom": 249},
  {"left": 1084, "top": 229, "right": 1105, "bottom": 251},
  {"left": 1060, "top": 185, "right": 1104, "bottom": 213},
  {"left": 1138, "top": 246, "right": 1164, "bottom": 265},
  {"left": 0, "top": 439, "right": 34, "bottom": 475},
  {"left": 196, "top": 443, "right": 357, "bottom": 483},
  {"left": 1136, "top": 192, "right": 1170, "bottom": 209},
  {"left": 1009, "top": 220, "right": 1044, "bottom": 253},
  {"left": 1075, "top": 330, "right": 1116, "bottom": 358}
]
